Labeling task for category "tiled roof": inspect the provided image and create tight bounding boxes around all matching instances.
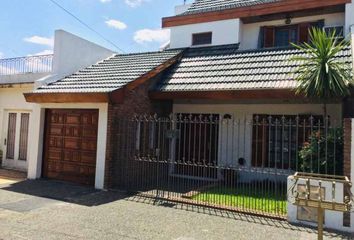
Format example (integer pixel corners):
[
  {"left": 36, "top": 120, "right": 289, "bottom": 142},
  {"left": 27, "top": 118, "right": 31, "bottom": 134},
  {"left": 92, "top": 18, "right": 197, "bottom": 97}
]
[
  {"left": 183, "top": 0, "right": 281, "bottom": 15},
  {"left": 33, "top": 49, "right": 183, "bottom": 93},
  {"left": 155, "top": 44, "right": 353, "bottom": 92}
]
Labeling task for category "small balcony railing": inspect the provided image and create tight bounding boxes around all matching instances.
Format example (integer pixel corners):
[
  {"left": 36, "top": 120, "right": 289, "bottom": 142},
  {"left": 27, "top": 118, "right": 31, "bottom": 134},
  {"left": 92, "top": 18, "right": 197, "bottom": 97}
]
[{"left": 0, "top": 54, "right": 53, "bottom": 76}]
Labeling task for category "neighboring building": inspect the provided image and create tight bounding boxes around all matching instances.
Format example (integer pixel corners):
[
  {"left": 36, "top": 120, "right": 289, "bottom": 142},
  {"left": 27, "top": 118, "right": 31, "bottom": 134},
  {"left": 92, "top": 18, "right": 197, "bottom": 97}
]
[
  {"left": 0, "top": 56, "right": 51, "bottom": 171},
  {"left": 0, "top": 30, "right": 114, "bottom": 173}
]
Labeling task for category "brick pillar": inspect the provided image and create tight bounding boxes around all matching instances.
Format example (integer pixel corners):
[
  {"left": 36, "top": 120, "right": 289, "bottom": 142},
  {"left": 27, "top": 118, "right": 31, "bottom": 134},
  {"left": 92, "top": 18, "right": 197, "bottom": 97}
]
[
  {"left": 343, "top": 118, "right": 352, "bottom": 179},
  {"left": 343, "top": 118, "right": 352, "bottom": 227}
]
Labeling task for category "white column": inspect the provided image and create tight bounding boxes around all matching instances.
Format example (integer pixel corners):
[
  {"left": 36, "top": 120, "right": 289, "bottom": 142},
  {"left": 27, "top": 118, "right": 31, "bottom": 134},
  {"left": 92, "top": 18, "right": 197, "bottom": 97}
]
[
  {"left": 94, "top": 104, "right": 108, "bottom": 189},
  {"left": 27, "top": 105, "right": 45, "bottom": 179}
]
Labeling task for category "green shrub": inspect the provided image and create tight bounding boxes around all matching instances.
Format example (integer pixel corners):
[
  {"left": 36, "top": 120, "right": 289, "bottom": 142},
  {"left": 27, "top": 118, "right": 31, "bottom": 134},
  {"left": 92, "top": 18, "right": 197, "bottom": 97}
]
[{"left": 298, "top": 128, "right": 343, "bottom": 175}]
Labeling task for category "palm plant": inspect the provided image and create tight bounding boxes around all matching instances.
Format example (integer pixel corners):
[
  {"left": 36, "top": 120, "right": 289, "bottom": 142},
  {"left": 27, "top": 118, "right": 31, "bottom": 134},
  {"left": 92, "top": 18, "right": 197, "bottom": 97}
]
[{"left": 291, "top": 28, "right": 353, "bottom": 118}]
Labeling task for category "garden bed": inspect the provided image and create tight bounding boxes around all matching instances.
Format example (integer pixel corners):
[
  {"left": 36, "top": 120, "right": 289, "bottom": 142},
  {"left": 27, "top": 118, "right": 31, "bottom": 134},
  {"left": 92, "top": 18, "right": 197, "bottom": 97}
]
[{"left": 191, "top": 185, "right": 287, "bottom": 215}]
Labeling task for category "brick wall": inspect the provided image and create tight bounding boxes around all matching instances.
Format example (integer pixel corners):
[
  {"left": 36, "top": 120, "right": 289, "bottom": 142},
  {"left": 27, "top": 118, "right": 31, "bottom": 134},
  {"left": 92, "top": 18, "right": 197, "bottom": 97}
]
[
  {"left": 104, "top": 78, "right": 171, "bottom": 189},
  {"left": 343, "top": 118, "right": 351, "bottom": 179},
  {"left": 343, "top": 118, "right": 352, "bottom": 227}
]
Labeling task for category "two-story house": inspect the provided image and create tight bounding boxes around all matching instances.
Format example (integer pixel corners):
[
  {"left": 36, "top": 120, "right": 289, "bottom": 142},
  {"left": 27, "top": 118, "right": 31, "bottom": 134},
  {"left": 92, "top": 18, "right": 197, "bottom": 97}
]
[
  {"left": 145, "top": 0, "right": 353, "bottom": 177},
  {"left": 23, "top": 1, "right": 352, "bottom": 185},
  {"left": 20, "top": 0, "right": 354, "bottom": 232}
]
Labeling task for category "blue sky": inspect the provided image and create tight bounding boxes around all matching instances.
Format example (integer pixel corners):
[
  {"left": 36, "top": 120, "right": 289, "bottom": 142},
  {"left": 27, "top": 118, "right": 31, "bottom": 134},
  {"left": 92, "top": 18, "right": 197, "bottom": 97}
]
[{"left": 0, "top": 0, "right": 193, "bottom": 58}]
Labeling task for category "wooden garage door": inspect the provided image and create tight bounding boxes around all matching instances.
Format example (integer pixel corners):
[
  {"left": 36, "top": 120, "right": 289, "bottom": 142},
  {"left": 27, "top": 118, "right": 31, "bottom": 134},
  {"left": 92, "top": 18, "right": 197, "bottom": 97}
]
[{"left": 43, "top": 109, "right": 99, "bottom": 185}]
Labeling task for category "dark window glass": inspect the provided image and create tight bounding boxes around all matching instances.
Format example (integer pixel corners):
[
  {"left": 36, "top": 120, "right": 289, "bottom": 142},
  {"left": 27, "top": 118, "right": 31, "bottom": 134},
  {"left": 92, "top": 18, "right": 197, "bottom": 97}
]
[
  {"left": 252, "top": 115, "right": 324, "bottom": 170},
  {"left": 260, "top": 20, "right": 324, "bottom": 48},
  {"left": 324, "top": 26, "right": 344, "bottom": 39},
  {"left": 192, "top": 32, "right": 212, "bottom": 46},
  {"left": 274, "top": 26, "right": 298, "bottom": 47}
]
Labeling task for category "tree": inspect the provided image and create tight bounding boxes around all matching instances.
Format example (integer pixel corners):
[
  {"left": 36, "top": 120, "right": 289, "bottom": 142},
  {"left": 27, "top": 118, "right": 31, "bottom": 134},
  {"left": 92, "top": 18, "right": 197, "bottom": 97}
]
[{"left": 291, "top": 28, "right": 353, "bottom": 119}]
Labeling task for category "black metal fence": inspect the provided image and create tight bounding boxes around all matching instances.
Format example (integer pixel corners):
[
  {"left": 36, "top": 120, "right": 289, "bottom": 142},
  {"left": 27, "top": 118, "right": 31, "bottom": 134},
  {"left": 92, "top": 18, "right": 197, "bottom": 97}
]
[{"left": 112, "top": 114, "right": 343, "bottom": 219}]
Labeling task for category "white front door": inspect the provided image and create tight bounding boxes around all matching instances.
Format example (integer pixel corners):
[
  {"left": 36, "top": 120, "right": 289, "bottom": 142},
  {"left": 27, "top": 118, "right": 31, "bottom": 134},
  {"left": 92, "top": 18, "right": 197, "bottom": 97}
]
[{"left": 2, "top": 111, "right": 30, "bottom": 171}]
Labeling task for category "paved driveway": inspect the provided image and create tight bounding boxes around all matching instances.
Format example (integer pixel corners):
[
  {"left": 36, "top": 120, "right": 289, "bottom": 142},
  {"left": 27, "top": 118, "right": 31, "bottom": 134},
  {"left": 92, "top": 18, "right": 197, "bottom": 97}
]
[{"left": 0, "top": 179, "right": 352, "bottom": 240}]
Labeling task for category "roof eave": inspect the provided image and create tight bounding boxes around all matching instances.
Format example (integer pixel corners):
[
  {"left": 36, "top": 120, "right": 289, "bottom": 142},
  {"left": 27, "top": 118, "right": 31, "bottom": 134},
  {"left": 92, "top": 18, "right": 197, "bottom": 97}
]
[
  {"left": 162, "top": 0, "right": 350, "bottom": 28},
  {"left": 149, "top": 89, "right": 302, "bottom": 100},
  {"left": 24, "top": 92, "right": 110, "bottom": 103}
]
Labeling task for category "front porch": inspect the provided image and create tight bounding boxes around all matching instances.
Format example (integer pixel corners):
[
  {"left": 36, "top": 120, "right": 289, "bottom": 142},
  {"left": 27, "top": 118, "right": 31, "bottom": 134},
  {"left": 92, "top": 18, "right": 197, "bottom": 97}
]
[{"left": 171, "top": 101, "right": 343, "bottom": 175}]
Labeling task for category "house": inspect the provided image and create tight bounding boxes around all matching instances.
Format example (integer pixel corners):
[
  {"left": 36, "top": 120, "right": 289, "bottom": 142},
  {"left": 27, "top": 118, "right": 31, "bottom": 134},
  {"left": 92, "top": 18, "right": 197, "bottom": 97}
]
[
  {"left": 0, "top": 30, "right": 114, "bottom": 174},
  {"left": 17, "top": 0, "right": 354, "bottom": 232},
  {"left": 23, "top": 0, "right": 354, "bottom": 186}
]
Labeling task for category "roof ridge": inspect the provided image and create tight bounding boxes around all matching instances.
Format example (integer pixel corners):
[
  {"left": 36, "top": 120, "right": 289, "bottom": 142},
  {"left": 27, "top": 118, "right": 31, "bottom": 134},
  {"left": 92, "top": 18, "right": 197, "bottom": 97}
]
[
  {"left": 111, "top": 48, "right": 186, "bottom": 57},
  {"left": 183, "top": 0, "right": 282, "bottom": 16}
]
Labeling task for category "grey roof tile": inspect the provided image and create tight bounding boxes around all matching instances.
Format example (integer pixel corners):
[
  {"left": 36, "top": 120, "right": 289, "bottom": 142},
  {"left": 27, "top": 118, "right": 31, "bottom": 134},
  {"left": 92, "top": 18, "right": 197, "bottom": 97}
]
[
  {"left": 33, "top": 49, "right": 183, "bottom": 93},
  {"left": 155, "top": 44, "right": 352, "bottom": 92}
]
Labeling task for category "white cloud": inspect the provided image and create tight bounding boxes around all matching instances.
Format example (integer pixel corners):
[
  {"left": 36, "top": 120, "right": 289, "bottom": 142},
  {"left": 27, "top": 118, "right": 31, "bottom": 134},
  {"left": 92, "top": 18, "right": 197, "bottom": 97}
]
[
  {"left": 30, "top": 50, "right": 54, "bottom": 56},
  {"left": 23, "top": 36, "right": 54, "bottom": 47},
  {"left": 0, "top": 52, "right": 3, "bottom": 59},
  {"left": 105, "top": 19, "right": 127, "bottom": 30},
  {"left": 125, "top": 0, "right": 149, "bottom": 7},
  {"left": 100, "top": 0, "right": 111, "bottom": 2},
  {"left": 134, "top": 28, "right": 170, "bottom": 44}
]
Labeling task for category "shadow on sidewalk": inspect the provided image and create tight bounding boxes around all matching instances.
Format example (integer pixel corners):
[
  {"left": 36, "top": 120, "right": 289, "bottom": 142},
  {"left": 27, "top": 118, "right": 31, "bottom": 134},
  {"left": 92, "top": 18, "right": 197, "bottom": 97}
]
[
  {"left": 124, "top": 194, "right": 354, "bottom": 240},
  {"left": 1, "top": 179, "right": 128, "bottom": 207}
]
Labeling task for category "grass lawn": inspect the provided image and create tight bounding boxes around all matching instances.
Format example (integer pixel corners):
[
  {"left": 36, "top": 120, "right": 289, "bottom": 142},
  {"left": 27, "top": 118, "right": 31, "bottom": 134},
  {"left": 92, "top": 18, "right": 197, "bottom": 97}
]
[{"left": 191, "top": 185, "right": 287, "bottom": 215}]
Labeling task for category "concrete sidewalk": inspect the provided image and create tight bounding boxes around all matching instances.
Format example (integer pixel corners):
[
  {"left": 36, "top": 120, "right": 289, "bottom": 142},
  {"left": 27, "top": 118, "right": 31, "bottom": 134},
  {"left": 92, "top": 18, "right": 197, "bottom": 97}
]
[{"left": 0, "top": 180, "right": 352, "bottom": 240}]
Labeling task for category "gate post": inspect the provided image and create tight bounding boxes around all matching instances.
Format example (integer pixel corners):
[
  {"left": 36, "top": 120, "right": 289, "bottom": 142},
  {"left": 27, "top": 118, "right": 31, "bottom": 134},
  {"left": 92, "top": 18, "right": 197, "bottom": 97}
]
[
  {"left": 343, "top": 118, "right": 354, "bottom": 229},
  {"left": 287, "top": 119, "right": 354, "bottom": 232},
  {"left": 343, "top": 118, "right": 351, "bottom": 180}
]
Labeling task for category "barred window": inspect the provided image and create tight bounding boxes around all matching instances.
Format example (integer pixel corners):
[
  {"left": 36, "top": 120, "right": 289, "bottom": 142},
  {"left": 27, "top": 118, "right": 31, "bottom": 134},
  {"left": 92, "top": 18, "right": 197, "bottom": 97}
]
[{"left": 192, "top": 32, "right": 212, "bottom": 46}]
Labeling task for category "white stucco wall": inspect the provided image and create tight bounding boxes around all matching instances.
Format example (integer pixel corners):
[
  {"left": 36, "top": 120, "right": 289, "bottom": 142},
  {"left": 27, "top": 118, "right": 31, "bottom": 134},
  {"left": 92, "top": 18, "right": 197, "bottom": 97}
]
[
  {"left": 52, "top": 30, "right": 114, "bottom": 77},
  {"left": 239, "top": 13, "right": 345, "bottom": 50},
  {"left": 27, "top": 103, "right": 108, "bottom": 190},
  {"left": 168, "top": 11, "right": 346, "bottom": 50},
  {"left": 169, "top": 19, "right": 242, "bottom": 49},
  {"left": 173, "top": 102, "right": 342, "bottom": 169},
  {"left": 35, "top": 30, "right": 115, "bottom": 88},
  {"left": 345, "top": 1, "right": 354, "bottom": 36},
  {"left": 0, "top": 73, "right": 48, "bottom": 85},
  {"left": 0, "top": 84, "right": 36, "bottom": 171}
]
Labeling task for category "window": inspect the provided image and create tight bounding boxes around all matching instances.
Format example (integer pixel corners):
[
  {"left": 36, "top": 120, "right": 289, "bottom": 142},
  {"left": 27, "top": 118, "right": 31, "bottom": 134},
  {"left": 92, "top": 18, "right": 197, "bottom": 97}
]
[
  {"left": 192, "top": 32, "right": 212, "bottom": 46},
  {"left": 324, "top": 26, "right": 344, "bottom": 39},
  {"left": 252, "top": 115, "right": 324, "bottom": 170},
  {"left": 259, "top": 20, "right": 325, "bottom": 48},
  {"left": 274, "top": 26, "right": 298, "bottom": 47}
]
